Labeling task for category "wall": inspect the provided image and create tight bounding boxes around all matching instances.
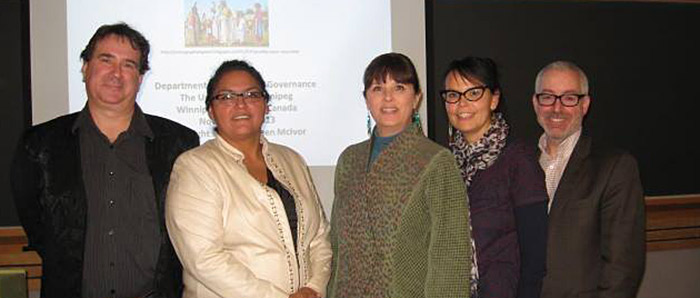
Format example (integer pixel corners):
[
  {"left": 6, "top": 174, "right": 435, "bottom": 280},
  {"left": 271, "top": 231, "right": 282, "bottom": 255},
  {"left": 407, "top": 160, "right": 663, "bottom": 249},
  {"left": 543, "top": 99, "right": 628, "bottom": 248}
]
[
  {"left": 0, "top": 0, "right": 30, "bottom": 226},
  {"left": 427, "top": 0, "right": 700, "bottom": 196},
  {"left": 640, "top": 249, "right": 700, "bottom": 298}
]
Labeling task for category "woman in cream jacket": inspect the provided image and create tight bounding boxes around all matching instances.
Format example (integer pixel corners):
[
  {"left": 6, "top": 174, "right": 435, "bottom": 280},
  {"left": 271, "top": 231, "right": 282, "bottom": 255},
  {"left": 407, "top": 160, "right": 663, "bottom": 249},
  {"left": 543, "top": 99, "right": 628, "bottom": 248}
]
[{"left": 166, "top": 60, "right": 331, "bottom": 298}]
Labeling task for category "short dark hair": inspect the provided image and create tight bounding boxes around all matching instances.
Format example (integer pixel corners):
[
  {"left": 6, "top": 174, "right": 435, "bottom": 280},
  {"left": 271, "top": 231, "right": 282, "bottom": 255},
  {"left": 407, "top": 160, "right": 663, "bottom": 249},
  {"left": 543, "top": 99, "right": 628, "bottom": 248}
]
[
  {"left": 443, "top": 56, "right": 505, "bottom": 114},
  {"left": 443, "top": 56, "right": 500, "bottom": 93},
  {"left": 80, "top": 23, "right": 150, "bottom": 74},
  {"left": 363, "top": 52, "right": 421, "bottom": 96},
  {"left": 205, "top": 60, "right": 269, "bottom": 110}
]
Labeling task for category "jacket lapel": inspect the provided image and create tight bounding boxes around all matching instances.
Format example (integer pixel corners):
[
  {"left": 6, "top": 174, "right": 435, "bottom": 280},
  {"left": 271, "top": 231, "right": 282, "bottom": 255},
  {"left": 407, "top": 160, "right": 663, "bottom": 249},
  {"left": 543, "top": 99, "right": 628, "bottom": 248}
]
[
  {"left": 549, "top": 135, "right": 592, "bottom": 215},
  {"left": 59, "top": 115, "right": 88, "bottom": 233},
  {"left": 144, "top": 118, "right": 167, "bottom": 231}
]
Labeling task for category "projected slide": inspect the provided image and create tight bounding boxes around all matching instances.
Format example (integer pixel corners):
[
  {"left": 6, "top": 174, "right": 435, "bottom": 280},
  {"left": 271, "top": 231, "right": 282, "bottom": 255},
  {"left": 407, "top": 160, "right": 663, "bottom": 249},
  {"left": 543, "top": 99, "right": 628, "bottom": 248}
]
[{"left": 67, "top": 0, "right": 391, "bottom": 166}]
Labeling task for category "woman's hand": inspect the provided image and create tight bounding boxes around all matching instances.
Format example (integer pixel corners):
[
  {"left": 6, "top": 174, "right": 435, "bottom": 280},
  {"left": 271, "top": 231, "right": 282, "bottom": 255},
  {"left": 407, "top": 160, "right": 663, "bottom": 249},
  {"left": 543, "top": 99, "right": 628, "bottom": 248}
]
[{"left": 289, "top": 287, "right": 321, "bottom": 298}]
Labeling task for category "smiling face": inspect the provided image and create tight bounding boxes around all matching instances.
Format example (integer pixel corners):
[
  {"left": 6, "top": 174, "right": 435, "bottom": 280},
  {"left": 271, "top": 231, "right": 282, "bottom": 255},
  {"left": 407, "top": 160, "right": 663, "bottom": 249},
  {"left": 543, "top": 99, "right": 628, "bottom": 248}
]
[
  {"left": 533, "top": 68, "right": 590, "bottom": 144},
  {"left": 208, "top": 70, "right": 268, "bottom": 144},
  {"left": 444, "top": 71, "right": 499, "bottom": 144},
  {"left": 81, "top": 34, "right": 144, "bottom": 111},
  {"left": 365, "top": 75, "right": 421, "bottom": 137}
]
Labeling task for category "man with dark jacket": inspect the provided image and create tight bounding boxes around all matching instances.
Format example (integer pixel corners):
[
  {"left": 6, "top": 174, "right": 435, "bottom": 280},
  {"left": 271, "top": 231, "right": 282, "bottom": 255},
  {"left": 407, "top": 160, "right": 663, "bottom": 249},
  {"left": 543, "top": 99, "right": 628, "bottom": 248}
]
[
  {"left": 532, "top": 61, "right": 645, "bottom": 298},
  {"left": 11, "top": 23, "right": 199, "bottom": 298}
]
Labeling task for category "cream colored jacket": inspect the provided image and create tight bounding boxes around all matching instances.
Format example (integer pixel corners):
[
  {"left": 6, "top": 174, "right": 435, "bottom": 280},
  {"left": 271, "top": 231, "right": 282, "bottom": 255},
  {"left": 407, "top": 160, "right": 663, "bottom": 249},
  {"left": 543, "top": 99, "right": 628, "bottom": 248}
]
[{"left": 166, "top": 134, "right": 332, "bottom": 298}]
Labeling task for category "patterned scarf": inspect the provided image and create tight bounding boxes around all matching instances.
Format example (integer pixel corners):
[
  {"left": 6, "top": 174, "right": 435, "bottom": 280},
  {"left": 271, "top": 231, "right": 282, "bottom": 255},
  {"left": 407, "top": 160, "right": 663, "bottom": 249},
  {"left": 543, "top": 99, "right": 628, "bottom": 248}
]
[
  {"left": 450, "top": 112, "right": 509, "bottom": 187},
  {"left": 449, "top": 112, "right": 509, "bottom": 297}
]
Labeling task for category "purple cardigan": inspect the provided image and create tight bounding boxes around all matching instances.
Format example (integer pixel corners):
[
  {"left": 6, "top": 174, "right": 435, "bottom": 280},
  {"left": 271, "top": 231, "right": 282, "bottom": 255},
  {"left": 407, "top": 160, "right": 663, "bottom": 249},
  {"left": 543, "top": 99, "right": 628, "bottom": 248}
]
[{"left": 466, "top": 138, "right": 548, "bottom": 298}]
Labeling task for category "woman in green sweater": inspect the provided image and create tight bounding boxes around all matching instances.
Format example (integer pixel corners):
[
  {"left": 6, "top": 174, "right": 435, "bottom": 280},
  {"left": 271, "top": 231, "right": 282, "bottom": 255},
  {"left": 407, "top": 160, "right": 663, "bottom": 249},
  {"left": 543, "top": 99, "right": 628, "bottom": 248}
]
[{"left": 327, "top": 53, "right": 473, "bottom": 298}]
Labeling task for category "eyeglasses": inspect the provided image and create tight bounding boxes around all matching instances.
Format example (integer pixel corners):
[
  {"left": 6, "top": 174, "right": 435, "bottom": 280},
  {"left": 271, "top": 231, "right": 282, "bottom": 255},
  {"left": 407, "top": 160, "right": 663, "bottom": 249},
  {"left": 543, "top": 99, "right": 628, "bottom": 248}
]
[
  {"left": 439, "top": 86, "right": 488, "bottom": 104},
  {"left": 535, "top": 93, "right": 587, "bottom": 107},
  {"left": 213, "top": 90, "right": 267, "bottom": 104},
  {"left": 212, "top": 90, "right": 267, "bottom": 105}
]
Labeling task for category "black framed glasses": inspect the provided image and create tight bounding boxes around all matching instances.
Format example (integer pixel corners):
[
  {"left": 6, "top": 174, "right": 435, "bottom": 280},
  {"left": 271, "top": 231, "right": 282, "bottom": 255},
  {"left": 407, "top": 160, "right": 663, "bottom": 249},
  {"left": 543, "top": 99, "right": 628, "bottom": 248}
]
[
  {"left": 212, "top": 90, "right": 267, "bottom": 105},
  {"left": 535, "top": 93, "right": 587, "bottom": 107},
  {"left": 439, "top": 86, "right": 488, "bottom": 104}
]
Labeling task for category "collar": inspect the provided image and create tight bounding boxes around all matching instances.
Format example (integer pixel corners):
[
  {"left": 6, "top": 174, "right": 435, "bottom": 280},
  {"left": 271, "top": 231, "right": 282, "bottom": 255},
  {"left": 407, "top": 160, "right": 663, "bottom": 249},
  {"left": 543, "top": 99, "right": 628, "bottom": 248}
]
[
  {"left": 71, "top": 104, "right": 154, "bottom": 140},
  {"left": 538, "top": 128, "right": 582, "bottom": 161},
  {"left": 371, "top": 128, "right": 400, "bottom": 149},
  {"left": 365, "top": 122, "right": 423, "bottom": 167},
  {"left": 213, "top": 131, "right": 269, "bottom": 163},
  {"left": 368, "top": 122, "right": 423, "bottom": 148}
]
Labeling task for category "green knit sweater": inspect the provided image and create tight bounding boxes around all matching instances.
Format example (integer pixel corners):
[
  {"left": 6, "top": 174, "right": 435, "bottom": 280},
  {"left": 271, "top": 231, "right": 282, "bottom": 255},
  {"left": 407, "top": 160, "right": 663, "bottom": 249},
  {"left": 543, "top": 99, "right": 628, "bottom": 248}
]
[{"left": 327, "top": 124, "right": 472, "bottom": 298}]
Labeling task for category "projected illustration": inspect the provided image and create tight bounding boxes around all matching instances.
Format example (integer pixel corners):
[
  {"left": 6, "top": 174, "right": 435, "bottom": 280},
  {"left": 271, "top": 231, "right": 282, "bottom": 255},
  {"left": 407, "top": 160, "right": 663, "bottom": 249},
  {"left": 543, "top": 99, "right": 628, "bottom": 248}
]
[{"left": 184, "top": 0, "right": 269, "bottom": 47}]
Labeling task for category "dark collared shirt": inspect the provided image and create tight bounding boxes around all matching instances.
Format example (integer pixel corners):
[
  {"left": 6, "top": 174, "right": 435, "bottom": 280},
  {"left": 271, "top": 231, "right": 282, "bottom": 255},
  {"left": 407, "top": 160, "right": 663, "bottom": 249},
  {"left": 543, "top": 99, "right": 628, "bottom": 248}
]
[{"left": 74, "top": 105, "right": 160, "bottom": 298}]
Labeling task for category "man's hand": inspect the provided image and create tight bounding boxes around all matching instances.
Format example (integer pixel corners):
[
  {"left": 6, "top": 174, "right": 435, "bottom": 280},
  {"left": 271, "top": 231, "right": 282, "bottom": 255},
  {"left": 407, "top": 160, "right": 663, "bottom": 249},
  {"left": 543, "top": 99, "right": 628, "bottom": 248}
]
[{"left": 289, "top": 287, "right": 321, "bottom": 298}]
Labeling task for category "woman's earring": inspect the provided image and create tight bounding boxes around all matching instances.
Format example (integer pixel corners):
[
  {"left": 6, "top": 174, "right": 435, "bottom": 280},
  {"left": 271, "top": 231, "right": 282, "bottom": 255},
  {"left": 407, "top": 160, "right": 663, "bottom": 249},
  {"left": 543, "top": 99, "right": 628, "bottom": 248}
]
[
  {"left": 412, "top": 111, "right": 421, "bottom": 125},
  {"left": 448, "top": 125, "right": 454, "bottom": 142},
  {"left": 367, "top": 112, "right": 372, "bottom": 136}
]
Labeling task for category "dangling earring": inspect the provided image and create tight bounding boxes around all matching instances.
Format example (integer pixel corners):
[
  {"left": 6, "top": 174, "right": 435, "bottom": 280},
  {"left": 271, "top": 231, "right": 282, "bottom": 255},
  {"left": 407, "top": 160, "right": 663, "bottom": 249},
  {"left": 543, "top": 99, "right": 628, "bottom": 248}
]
[
  {"left": 448, "top": 125, "right": 454, "bottom": 142},
  {"left": 412, "top": 111, "right": 423, "bottom": 131},
  {"left": 367, "top": 112, "right": 372, "bottom": 136}
]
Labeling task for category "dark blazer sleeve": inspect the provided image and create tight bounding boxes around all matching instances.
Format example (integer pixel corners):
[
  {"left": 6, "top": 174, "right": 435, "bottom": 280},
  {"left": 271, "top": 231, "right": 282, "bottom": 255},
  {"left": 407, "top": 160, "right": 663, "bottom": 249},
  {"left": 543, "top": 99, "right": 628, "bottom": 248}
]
[
  {"left": 10, "top": 132, "right": 45, "bottom": 255},
  {"left": 157, "top": 126, "right": 199, "bottom": 298},
  {"left": 599, "top": 152, "right": 645, "bottom": 298},
  {"left": 515, "top": 202, "right": 547, "bottom": 298},
  {"left": 510, "top": 143, "right": 548, "bottom": 298}
]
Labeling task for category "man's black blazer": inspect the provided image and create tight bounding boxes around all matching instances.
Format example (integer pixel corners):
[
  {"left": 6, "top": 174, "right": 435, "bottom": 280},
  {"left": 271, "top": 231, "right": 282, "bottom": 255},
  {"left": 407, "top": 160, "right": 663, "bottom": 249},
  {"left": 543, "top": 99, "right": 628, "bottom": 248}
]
[{"left": 11, "top": 112, "right": 199, "bottom": 298}]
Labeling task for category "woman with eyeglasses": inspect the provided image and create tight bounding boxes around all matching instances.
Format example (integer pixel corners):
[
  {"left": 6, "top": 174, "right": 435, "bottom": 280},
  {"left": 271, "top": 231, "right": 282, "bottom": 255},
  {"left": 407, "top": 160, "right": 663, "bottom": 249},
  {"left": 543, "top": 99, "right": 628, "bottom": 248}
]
[
  {"left": 440, "top": 57, "right": 548, "bottom": 298},
  {"left": 326, "top": 53, "right": 472, "bottom": 298},
  {"left": 165, "top": 60, "right": 331, "bottom": 298}
]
